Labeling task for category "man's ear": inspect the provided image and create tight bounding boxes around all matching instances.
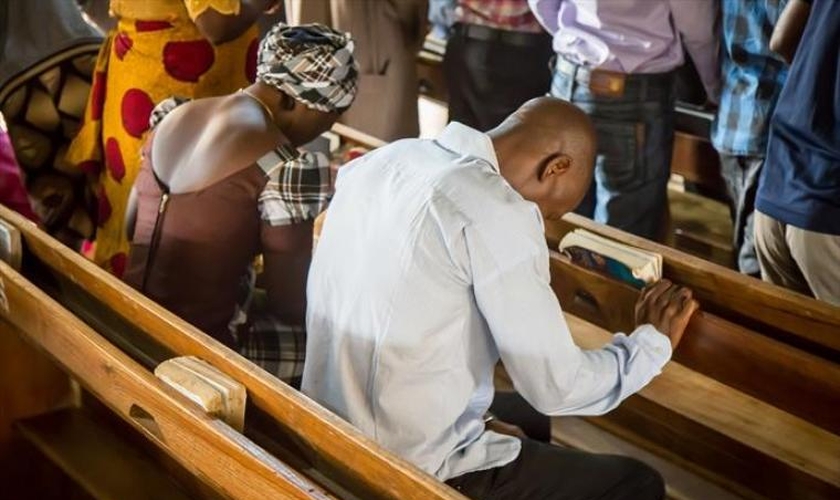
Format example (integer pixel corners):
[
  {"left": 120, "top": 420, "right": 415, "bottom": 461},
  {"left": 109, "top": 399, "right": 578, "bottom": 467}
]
[{"left": 539, "top": 153, "right": 572, "bottom": 182}]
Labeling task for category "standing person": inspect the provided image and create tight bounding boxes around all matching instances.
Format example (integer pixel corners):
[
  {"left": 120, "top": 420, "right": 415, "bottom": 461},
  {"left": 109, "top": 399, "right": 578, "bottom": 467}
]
[
  {"left": 529, "top": 0, "right": 720, "bottom": 240},
  {"left": 711, "top": 0, "right": 789, "bottom": 276},
  {"left": 303, "top": 97, "right": 699, "bottom": 499},
  {"left": 67, "top": 0, "right": 280, "bottom": 277},
  {"left": 754, "top": 0, "right": 840, "bottom": 305},
  {"left": 443, "top": 0, "right": 554, "bottom": 131},
  {"left": 284, "top": 0, "right": 426, "bottom": 142},
  {"left": 124, "top": 24, "right": 357, "bottom": 383}
]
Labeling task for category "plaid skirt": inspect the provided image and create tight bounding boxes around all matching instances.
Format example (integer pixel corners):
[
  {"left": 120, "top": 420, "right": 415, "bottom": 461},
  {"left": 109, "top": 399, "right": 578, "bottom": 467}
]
[{"left": 238, "top": 314, "right": 306, "bottom": 388}]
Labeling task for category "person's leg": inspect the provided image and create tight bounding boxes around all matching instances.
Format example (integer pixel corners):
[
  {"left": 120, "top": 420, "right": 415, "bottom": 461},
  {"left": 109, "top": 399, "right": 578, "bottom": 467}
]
[
  {"left": 719, "top": 154, "right": 763, "bottom": 275},
  {"left": 469, "top": 34, "right": 553, "bottom": 131},
  {"left": 785, "top": 225, "right": 840, "bottom": 306},
  {"left": 489, "top": 392, "right": 551, "bottom": 443},
  {"left": 447, "top": 439, "right": 664, "bottom": 500},
  {"left": 582, "top": 93, "right": 674, "bottom": 239},
  {"left": 558, "top": 70, "right": 675, "bottom": 240},
  {"left": 754, "top": 211, "right": 813, "bottom": 296},
  {"left": 443, "top": 28, "right": 481, "bottom": 129},
  {"left": 550, "top": 66, "right": 596, "bottom": 219}
]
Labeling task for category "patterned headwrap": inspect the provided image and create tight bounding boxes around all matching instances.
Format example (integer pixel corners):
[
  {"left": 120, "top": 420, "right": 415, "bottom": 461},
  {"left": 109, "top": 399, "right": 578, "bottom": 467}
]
[{"left": 257, "top": 23, "right": 358, "bottom": 113}]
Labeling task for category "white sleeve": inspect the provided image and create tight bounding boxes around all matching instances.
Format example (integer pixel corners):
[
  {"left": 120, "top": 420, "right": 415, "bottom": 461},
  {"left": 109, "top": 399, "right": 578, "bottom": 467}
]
[{"left": 465, "top": 221, "right": 672, "bottom": 416}]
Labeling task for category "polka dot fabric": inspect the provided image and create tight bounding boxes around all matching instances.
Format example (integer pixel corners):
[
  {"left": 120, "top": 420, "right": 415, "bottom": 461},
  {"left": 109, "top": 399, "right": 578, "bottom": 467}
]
[{"left": 67, "top": 0, "right": 258, "bottom": 277}]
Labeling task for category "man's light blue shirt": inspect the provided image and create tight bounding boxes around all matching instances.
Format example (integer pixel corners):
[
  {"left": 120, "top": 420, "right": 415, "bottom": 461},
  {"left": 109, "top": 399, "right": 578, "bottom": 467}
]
[{"left": 302, "top": 122, "right": 672, "bottom": 480}]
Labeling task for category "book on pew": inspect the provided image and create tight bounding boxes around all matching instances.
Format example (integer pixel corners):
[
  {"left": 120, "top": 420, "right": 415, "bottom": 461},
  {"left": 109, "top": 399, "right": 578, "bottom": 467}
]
[
  {"left": 0, "top": 219, "right": 22, "bottom": 270},
  {"left": 558, "top": 229, "right": 662, "bottom": 289}
]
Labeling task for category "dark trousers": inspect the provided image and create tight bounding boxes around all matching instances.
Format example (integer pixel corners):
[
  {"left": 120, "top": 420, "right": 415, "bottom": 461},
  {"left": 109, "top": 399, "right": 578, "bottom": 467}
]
[
  {"left": 443, "top": 23, "right": 553, "bottom": 131},
  {"left": 446, "top": 439, "right": 665, "bottom": 500},
  {"left": 551, "top": 59, "right": 676, "bottom": 240},
  {"left": 719, "top": 154, "right": 763, "bottom": 276}
]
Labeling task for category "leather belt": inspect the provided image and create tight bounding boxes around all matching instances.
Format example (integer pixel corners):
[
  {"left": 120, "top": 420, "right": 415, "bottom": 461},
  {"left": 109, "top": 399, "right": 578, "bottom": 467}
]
[
  {"left": 555, "top": 57, "right": 674, "bottom": 99},
  {"left": 454, "top": 23, "right": 550, "bottom": 48}
]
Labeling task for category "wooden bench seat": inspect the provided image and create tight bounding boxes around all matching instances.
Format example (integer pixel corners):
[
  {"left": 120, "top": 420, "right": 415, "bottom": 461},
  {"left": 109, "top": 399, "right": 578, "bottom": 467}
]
[
  {"left": 548, "top": 253, "right": 840, "bottom": 436},
  {"left": 0, "top": 204, "right": 464, "bottom": 500},
  {"left": 0, "top": 259, "right": 338, "bottom": 500},
  {"left": 15, "top": 408, "right": 193, "bottom": 500},
  {"left": 571, "top": 314, "right": 839, "bottom": 500}
]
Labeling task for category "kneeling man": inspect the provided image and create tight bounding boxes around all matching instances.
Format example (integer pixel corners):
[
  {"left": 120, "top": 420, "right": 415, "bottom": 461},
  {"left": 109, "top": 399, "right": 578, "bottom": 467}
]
[{"left": 303, "top": 97, "right": 698, "bottom": 499}]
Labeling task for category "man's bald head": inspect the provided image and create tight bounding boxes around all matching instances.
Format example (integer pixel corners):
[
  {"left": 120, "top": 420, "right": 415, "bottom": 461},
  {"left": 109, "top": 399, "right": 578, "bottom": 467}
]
[{"left": 488, "top": 96, "right": 596, "bottom": 219}]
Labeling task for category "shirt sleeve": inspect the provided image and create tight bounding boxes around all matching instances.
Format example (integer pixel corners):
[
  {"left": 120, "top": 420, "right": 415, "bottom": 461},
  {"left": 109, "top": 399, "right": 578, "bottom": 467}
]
[
  {"left": 257, "top": 150, "right": 332, "bottom": 227},
  {"left": 669, "top": 0, "right": 721, "bottom": 103},
  {"left": 527, "top": 0, "right": 563, "bottom": 34},
  {"left": 465, "top": 220, "right": 672, "bottom": 416}
]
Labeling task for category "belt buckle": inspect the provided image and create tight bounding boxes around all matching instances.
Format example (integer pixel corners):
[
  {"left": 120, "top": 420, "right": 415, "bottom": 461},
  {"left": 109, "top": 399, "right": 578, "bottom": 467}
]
[{"left": 588, "top": 69, "right": 626, "bottom": 98}]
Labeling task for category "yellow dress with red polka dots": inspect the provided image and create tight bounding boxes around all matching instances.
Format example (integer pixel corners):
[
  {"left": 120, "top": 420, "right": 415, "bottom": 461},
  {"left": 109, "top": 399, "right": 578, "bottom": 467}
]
[{"left": 67, "top": 0, "right": 258, "bottom": 277}]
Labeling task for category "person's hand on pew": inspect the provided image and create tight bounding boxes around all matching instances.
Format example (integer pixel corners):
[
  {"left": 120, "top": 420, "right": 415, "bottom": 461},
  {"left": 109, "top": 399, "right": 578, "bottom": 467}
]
[{"left": 634, "top": 280, "right": 699, "bottom": 350}]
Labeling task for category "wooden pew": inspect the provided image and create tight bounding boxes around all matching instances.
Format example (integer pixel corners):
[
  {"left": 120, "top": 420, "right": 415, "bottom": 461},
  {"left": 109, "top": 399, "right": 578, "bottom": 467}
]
[
  {"left": 0, "top": 204, "right": 465, "bottom": 500},
  {"left": 545, "top": 213, "right": 840, "bottom": 360},
  {"left": 564, "top": 314, "right": 840, "bottom": 500},
  {"left": 0, "top": 259, "right": 337, "bottom": 500}
]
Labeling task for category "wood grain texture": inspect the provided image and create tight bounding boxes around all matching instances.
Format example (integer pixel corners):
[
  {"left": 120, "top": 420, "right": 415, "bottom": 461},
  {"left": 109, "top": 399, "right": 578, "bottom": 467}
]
[
  {"left": 0, "top": 321, "right": 73, "bottom": 459},
  {"left": 546, "top": 213, "right": 840, "bottom": 358},
  {"left": 0, "top": 205, "right": 464, "bottom": 500},
  {"left": 0, "top": 260, "right": 336, "bottom": 500},
  {"left": 16, "top": 408, "right": 194, "bottom": 500},
  {"left": 548, "top": 253, "right": 840, "bottom": 435},
  {"left": 566, "top": 314, "right": 840, "bottom": 500}
]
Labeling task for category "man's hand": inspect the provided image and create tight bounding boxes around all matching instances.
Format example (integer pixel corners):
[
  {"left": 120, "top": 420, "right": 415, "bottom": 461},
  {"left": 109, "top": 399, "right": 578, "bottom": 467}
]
[{"left": 634, "top": 279, "right": 699, "bottom": 350}]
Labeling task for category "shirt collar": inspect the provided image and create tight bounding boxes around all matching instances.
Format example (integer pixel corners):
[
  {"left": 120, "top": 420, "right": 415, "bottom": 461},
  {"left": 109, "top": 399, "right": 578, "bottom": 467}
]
[{"left": 435, "top": 122, "right": 500, "bottom": 173}]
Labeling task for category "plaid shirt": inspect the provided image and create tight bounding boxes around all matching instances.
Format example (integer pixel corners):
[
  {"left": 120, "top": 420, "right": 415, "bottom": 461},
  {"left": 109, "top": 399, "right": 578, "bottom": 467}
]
[
  {"left": 711, "top": 0, "right": 789, "bottom": 156},
  {"left": 457, "top": 0, "right": 543, "bottom": 33},
  {"left": 257, "top": 144, "right": 331, "bottom": 227}
]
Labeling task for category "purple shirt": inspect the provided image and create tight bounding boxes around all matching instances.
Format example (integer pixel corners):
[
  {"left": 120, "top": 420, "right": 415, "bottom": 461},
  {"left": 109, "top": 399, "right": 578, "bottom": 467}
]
[{"left": 528, "top": 0, "right": 720, "bottom": 101}]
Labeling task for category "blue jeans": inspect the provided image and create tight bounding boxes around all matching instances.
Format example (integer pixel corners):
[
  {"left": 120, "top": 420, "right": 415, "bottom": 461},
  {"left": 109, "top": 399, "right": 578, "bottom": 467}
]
[{"left": 551, "top": 62, "right": 676, "bottom": 240}]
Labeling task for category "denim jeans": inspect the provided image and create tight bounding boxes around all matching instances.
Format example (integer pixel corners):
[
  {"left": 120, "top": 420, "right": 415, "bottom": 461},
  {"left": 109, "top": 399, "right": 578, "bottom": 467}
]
[
  {"left": 719, "top": 154, "right": 763, "bottom": 275},
  {"left": 550, "top": 62, "right": 676, "bottom": 240}
]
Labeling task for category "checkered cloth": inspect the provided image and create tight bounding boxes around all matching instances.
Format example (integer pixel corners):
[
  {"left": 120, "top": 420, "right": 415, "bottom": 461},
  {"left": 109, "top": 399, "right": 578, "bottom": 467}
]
[
  {"left": 258, "top": 23, "right": 358, "bottom": 113},
  {"left": 238, "top": 310, "right": 307, "bottom": 387},
  {"left": 256, "top": 143, "right": 331, "bottom": 227},
  {"left": 710, "top": 0, "right": 788, "bottom": 156}
]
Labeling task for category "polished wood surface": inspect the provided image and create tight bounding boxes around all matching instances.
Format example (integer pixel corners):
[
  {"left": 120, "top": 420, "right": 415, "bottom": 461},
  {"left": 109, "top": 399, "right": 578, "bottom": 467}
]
[
  {"left": 16, "top": 408, "right": 193, "bottom": 500},
  {"left": 566, "top": 314, "right": 840, "bottom": 500},
  {"left": 0, "top": 204, "right": 465, "bottom": 500},
  {"left": 548, "top": 253, "right": 840, "bottom": 435},
  {"left": 0, "top": 259, "right": 336, "bottom": 500},
  {"left": 546, "top": 213, "right": 840, "bottom": 359}
]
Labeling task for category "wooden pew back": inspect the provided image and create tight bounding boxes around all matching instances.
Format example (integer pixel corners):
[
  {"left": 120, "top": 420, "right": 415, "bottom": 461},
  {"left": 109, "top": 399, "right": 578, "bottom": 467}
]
[
  {"left": 0, "top": 204, "right": 464, "bottom": 500},
  {"left": 546, "top": 214, "right": 840, "bottom": 360},
  {"left": 0, "top": 259, "right": 337, "bottom": 500}
]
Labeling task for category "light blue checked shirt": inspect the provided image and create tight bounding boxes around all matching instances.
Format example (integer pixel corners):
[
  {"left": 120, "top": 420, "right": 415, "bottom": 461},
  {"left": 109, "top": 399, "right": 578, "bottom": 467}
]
[
  {"left": 302, "top": 123, "right": 672, "bottom": 480},
  {"left": 711, "top": 0, "right": 788, "bottom": 156}
]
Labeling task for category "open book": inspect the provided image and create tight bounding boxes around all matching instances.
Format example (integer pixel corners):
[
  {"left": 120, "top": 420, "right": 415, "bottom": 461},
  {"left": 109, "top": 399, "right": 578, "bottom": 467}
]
[{"left": 558, "top": 229, "right": 662, "bottom": 289}]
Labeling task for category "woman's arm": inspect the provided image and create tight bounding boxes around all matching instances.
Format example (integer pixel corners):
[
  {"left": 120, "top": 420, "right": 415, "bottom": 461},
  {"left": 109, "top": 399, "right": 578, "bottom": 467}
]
[
  {"left": 260, "top": 222, "right": 314, "bottom": 325},
  {"left": 191, "top": 0, "right": 281, "bottom": 44}
]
